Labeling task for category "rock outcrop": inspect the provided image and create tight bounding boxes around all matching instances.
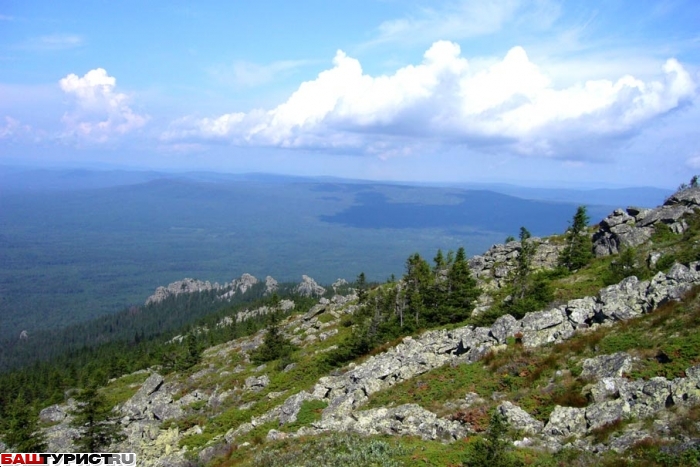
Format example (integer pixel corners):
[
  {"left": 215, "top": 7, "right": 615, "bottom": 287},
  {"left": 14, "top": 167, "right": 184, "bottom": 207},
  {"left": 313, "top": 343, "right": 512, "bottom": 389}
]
[
  {"left": 146, "top": 278, "right": 222, "bottom": 306},
  {"left": 294, "top": 275, "right": 326, "bottom": 297},
  {"left": 593, "top": 186, "right": 700, "bottom": 256},
  {"left": 146, "top": 273, "right": 277, "bottom": 305},
  {"left": 219, "top": 261, "right": 700, "bottom": 453},
  {"left": 469, "top": 239, "right": 564, "bottom": 291}
]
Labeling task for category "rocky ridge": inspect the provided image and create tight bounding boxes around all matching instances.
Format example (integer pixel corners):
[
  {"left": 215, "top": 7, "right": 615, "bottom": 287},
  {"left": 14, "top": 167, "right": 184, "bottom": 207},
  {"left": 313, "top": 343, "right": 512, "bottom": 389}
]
[
  {"left": 35, "top": 187, "right": 700, "bottom": 466},
  {"left": 592, "top": 186, "right": 700, "bottom": 256},
  {"left": 145, "top": 274, "right": 319, "bottom": 306},
  {"left": 40, "top": 264, "right": 700, "bottom": 464}
]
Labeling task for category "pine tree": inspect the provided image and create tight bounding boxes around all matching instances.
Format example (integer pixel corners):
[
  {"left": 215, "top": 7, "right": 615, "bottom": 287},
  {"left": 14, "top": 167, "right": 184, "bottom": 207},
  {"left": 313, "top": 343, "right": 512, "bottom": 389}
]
[
  {"left": 71, "top": 385, "right": 124, "bottom": 452},
  {"left": 559, "top": 206, "right": 593, "bottom": 271}
]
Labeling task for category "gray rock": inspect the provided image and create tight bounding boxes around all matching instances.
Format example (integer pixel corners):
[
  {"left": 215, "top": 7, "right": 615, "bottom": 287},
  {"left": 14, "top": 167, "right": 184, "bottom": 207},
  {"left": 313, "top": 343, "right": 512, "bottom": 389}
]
[
  {"left": 565, "top": 297, "right": 597, "bottom": 327},
  {"left": 265, "top": 276, "right": 279, "bottom": 294},
  {"left": 589, "top": 377, "right": 626, "bottom": 403},
  {"left": 521, "top": 308, "right": 564, "bottom": 331},
  {"left": 39, "top": 404, "right": 68, "bottom": 424},
  {"left": 295, "top": 275, "right": 326, "bottom": 297},
  {"left": 120, "top": 373, "right": 183, "bottom": 422},
  {"left": 244, "top": 375, "right": 270, "bottom": 392},
  {"left": 489, "top": 314, "right": 519, "bottom": 344},
  {"left": 544, "top": 406, "right": 587, "bottom": 437},
  {"left": 638, "top": 204, "right": 692, "bottom": 227},
  {"left": 498, "top": 401, "right": 544, "bottom": 435},
  {"left": 585, "top": 399, "right": 628, "bottom": 430},
  {"left": 146, "top": 278, "right": 221, "bottom": 306},
  {"left": 279, "top": 391, "right": 316, "bottom": 425},
  {"left": 581, "top": 353, "right": 633, "bottom": 380}
]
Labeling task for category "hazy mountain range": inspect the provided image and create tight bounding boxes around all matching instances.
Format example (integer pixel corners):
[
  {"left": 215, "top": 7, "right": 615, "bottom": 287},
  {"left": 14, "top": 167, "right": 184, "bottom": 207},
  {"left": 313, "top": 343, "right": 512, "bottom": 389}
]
[{"left": 0, "top": 166, "right": 672, "bottom": 337}]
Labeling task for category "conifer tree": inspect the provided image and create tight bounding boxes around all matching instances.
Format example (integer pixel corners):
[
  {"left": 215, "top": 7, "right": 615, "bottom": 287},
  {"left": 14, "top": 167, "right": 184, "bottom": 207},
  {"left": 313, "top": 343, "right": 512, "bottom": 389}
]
[
  {"left": 2, "top": 394, "right": 46, "bottom": 452},
  {"left": 559, "top": 206, "right": 593, "bottom": 271},
  {"left": 513, "top": 227, "right": 534, "bottom": 300},
  {"left": 445, "top": 247, "right": 480, "bottom": 323},
  {"left": 71, "top": 385, "right": 124, "bottom": 452},
  {"left": 356, "top": 272, "right": 368, "bottom": 305}
]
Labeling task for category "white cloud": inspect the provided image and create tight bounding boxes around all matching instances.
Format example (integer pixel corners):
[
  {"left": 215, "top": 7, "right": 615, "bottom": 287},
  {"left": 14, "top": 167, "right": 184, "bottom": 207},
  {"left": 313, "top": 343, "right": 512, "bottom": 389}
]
[
  {"left": 210, "top": 59, "right": 309, "bottom": 88},
  {"left": 687, "top": 155, "right": 700, "bottom": 170},
  {"left": 164, "top": 41, "right": 695, "bottom": 160},
  {"left": 59, "top": 68, "right": 148, "bottom": 143},
  {"left": 0, "top": 116, "right": 31, "bottom": 139},
  {"left": 23, "top": 34, "right": 84, "bottom": 51},
  {"left": 366, "top": 0, "right": 560, "bottom": 47}
]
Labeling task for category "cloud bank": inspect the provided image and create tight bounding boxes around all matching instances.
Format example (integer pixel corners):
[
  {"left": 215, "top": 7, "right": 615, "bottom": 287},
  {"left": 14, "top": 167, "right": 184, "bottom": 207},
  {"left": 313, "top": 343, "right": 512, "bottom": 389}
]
[
  {"left": 59, "top": 68, "right": 148, "bottom": 143},
  {"left": 165, "top": 41, "right": 695, "bottom": 160}
]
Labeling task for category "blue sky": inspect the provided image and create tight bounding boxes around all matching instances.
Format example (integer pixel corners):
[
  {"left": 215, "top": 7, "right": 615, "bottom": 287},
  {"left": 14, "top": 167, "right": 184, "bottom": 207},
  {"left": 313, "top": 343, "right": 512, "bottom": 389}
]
[{"left": 1, "top": 1, "right": 699, "bottom": 188}]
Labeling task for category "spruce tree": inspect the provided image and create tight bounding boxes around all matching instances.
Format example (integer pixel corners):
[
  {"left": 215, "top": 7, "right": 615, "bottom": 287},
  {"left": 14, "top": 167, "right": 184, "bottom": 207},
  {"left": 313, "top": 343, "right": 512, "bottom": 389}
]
[
  {"left": 2, "top": 394, "right": 46, "bottom": 452},
  {"left": 559, "top": 206, "right": 593, "bottom": 271},
  {"left": 71, "top": 385, "right": 124, "bottom": 452},
  {"left": 356, "top": 272, "right": 368, "bottom": 305},
  {"left": 513, "top": 227, "right": 534, "bottom": 301},
  {"left": 445, "top": 247, "right": 480, "bottom": 323}
]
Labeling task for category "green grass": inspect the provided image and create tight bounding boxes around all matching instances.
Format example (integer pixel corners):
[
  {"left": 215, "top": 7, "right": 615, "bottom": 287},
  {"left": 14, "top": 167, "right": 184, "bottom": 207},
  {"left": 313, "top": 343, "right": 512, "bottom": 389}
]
[{"left": 101, "top": 371, "right": 150, "bottom": 408}]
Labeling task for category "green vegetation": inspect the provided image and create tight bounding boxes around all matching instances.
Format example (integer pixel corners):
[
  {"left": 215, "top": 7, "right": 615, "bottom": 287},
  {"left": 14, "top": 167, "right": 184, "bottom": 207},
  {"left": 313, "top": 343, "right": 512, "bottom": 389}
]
[
  {"left": 70, "top": 385, "right": 125, "bottom": 452},
  {"left": 558, "top": 206, "right": 594, "bottom": 272},
  {"left": 324, "top": 246, "right": 480, "bottom": 368},
  {"left": 0, "top": 394, "right": 46, "bottom": 452},
  {"left": 240, "top": 433, "right": 408, "bottom": 467}
]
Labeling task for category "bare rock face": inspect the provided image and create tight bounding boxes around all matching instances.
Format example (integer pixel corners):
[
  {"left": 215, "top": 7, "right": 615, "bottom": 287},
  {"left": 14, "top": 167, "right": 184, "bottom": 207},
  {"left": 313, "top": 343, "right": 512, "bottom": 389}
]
[
  {"left": 146, "top": 278, "right": 221, "bottom": 305},
  {"left": 264, "top": 276, "right": 278, "bottom": 294},
  {"left": 295, "top": 275, "right": 326, "bottom": 297},
  {"left": 581, "top": 353, "right": 634, "bottom": 380},
  {"left": 498, "top": 401, "right": 544, "bottom": 435},
  {"left": 232, "top": 273, "right": 258, "bottom": 294},
  {"left": 468, "top": 239, "right": 564, "bottom": 290},
  {"left": 593, "top": 186, "right": 700, "bottom": 256}
]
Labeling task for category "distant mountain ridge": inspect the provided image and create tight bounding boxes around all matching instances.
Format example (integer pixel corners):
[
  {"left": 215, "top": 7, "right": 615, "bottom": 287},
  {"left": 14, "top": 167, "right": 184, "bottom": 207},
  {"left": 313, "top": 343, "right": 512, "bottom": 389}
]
[{"left": 0, "top": 166, "right": 672, "bottom": 338}]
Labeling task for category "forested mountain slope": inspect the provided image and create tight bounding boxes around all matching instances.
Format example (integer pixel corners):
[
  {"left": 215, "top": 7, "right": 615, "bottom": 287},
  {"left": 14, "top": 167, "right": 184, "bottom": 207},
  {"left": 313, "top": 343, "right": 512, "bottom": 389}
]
[{"left": 2, "top": 183, "right": 700, "bottom": 466}]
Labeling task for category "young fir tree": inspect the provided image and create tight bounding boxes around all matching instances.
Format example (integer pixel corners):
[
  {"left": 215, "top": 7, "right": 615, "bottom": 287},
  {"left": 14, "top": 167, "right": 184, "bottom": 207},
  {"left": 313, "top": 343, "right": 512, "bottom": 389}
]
[
  {"left": 250, "top": 315, "right": 296, "bottom": 364},
  {"left": 403, "top": 253, "right": 433, "bottom": 327},
  {"left": 70, "top": 385, "right": 124, "bottom": 452},
  {"left": 2, "top": 394, "right": 47, "bottom": 452},
  {"left": 356, "top": 272, "right": 368, "bottom": 305},
  {"left": 559, "top": 206, "right": 593, "bottom": 271},
  {"left": 513, "top": 227, "right": 534, "bottom": 301},
  {"left": 444, "top": 247, "right": 480, "bottom": 324}
]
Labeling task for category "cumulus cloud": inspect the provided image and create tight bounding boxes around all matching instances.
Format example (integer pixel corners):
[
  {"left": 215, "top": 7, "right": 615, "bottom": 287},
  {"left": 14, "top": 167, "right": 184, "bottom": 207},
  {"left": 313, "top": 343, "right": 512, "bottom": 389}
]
[
  {"left": 59, "top": 68, "right": 148, "bottom": 143},
  {"left": 164, "top": 41, "right": 695, "bottom": 160}
]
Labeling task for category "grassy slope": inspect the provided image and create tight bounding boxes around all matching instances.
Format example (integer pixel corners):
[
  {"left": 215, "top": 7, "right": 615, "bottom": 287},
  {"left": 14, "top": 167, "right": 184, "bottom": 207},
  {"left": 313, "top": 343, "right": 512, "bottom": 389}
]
[{"left": 186, "top": 215, "right": 700, "bottom": 466}]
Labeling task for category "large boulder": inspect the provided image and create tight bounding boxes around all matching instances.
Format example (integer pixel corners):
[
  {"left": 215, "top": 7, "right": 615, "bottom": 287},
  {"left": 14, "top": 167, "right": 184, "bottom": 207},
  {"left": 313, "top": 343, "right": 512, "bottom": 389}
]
[
  {"left": 498, "top": 401, "right": 544, "bottom": 435},
  {"left": 581, "top": 353, "right": 634, "bottom": 380}
]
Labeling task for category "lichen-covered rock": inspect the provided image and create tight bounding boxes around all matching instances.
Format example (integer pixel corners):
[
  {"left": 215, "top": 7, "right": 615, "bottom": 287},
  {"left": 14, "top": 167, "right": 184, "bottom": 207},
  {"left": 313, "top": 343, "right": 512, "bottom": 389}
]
[
  {"left": 498, "top": 401, "right": 544, "bottom": 435},
  {"left": 120, "top": 373, "right": 183, "bottom": 422},
  {"left": 544, "top": 406, "right": 587, "bottom": 438},
  {"left": 489, "top": 314, "right": 519, "bottom": 344},
  {"left": 295, "top": 275, "right": 326, "bottom": 297},
  {"left": 244, "top": 375, "right": 270, "bottom": 392},
  {"left": 581, "top": 353, "right": 634, "bottom": 380}
]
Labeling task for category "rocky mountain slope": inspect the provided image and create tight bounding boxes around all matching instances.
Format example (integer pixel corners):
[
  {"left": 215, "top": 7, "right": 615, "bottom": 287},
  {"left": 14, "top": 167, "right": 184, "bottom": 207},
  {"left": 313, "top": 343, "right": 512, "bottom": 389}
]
[{"left": 21, "top": 186, "right": 700, "bottom": 465}]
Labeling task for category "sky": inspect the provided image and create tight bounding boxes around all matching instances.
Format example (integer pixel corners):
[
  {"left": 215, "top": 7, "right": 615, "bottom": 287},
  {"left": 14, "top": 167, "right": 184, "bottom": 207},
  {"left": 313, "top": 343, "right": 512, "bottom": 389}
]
[{"left": 1, "top": 1, "right": 699, "bottom": 188}]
